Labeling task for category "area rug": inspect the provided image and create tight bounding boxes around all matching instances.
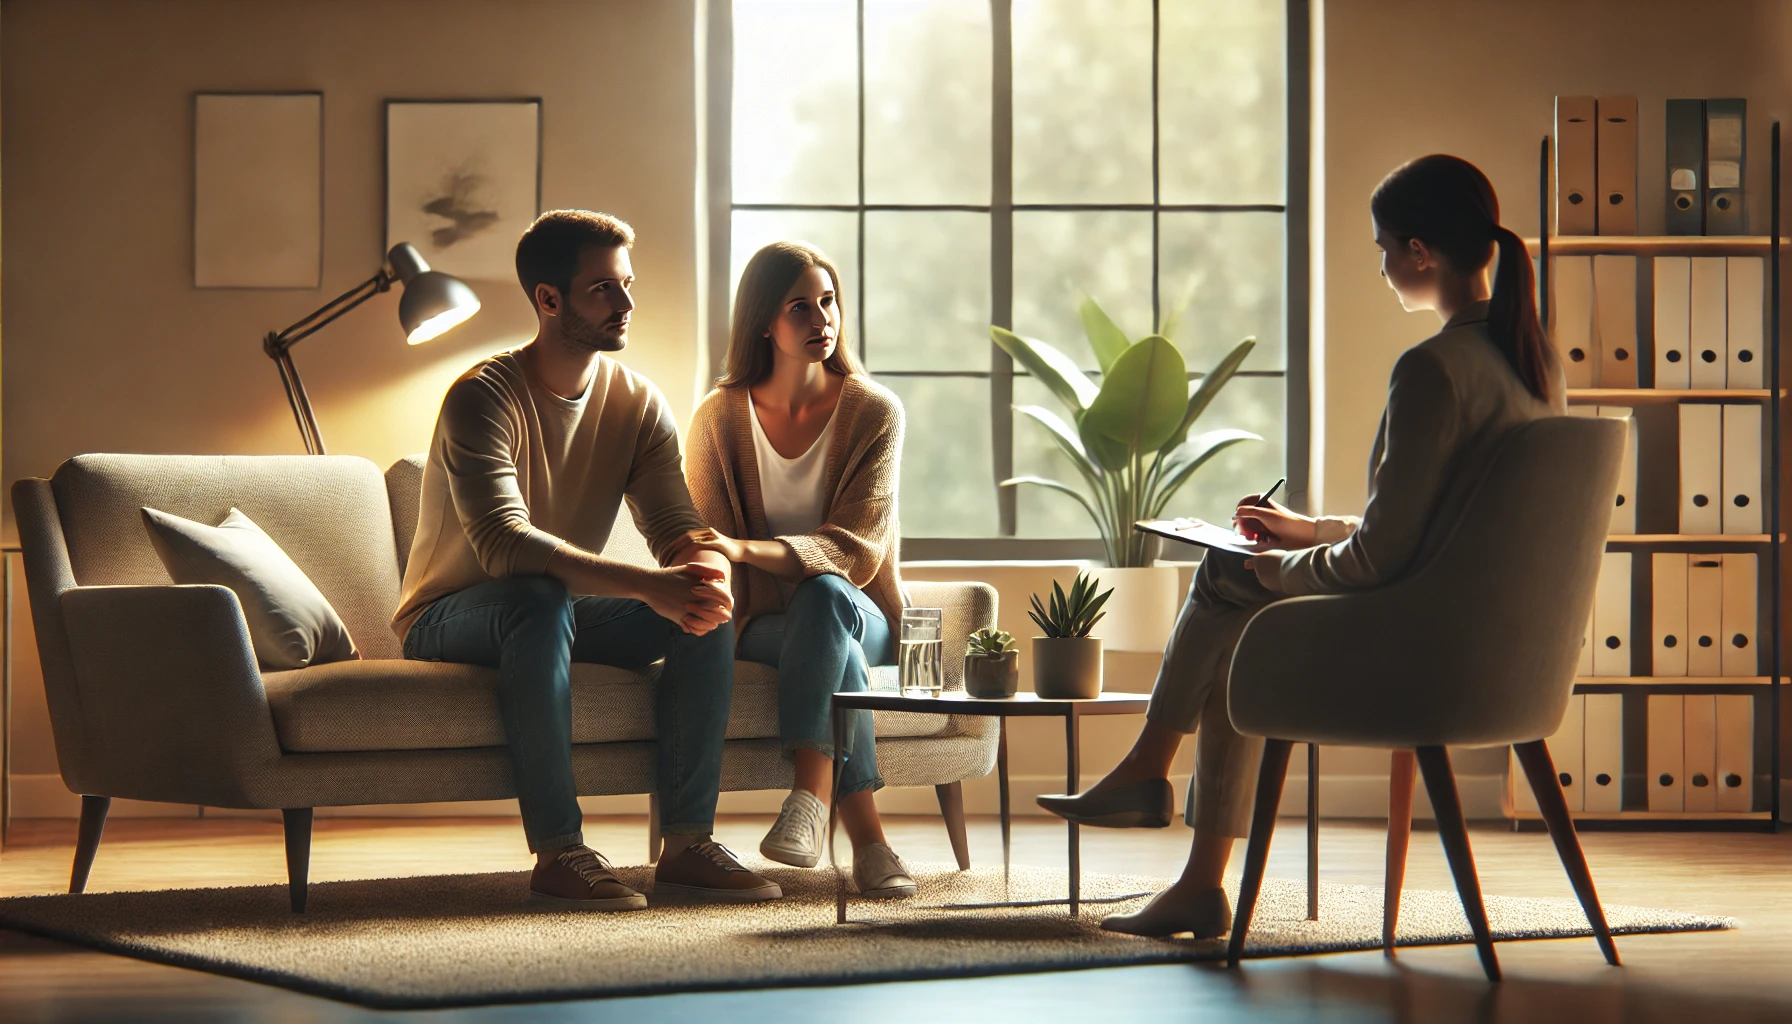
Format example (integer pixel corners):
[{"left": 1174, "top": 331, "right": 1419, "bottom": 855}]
[{"left": 0, "top": 862, "right": 1734, "bottom": 1009}]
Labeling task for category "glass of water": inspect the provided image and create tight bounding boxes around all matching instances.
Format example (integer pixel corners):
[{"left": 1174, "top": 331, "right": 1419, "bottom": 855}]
[{"left": 899, "top": 607, "right": 944, "bottom": 697}]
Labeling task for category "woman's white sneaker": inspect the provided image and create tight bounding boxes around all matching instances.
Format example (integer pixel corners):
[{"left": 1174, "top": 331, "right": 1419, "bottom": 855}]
[
  {"left": 853, "top": 842, "right": 917, "bottom": 899},
  {"left": 760, "top": 789, "right": 827, "bottom": 867}
]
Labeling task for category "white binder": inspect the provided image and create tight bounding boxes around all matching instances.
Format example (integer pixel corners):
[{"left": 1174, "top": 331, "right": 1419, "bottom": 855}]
[
  {"left": 1591, "top": 552, "right": 1631, "bottom": 677},
  {"left": 1721, "top": 553, "right": 1757, "bottom": 678},
  {"left": 1552, "top": 255, "right": 1597, "bottom": 387},
  {"left": 1677, "top": 692, "right": 1720, "bottom": 814},
  {"left": 1652, "top": 552, "right": 1689, "bottom": 676},
  {"left": 1688, "top": 558, "right": 1725, "bottom": 676},
  {"left": 1583, "top": 693, "right": 1625, "bottom": 812},
  {"left": 1727, "top": 257, "right": 1765, "bottom": 388},
  {"left": 1722, "top": 404, "right": 1763, "bottom": 535},
  {"left": 1647, "top": 695, "right": 1686, "bottom": 812},
  {"left": 1689, "top": 258, "right": 1728, "bottom": 388},
  {"left": 1715, "top": 694, "right": 1754, "bottom": 812},
  {"left": 1601, "top": 407, "right": 1637, "bottom": 533},
  {"left": 1679, "top": 404, "right": 1722, "bottom": 534},
  {"left": 1653, "top": 256, "right": 1692, "bottom": 389},
  {"left": 1513, "top": 694, "right": 1586, "bottom": 814},
  {"left": 1683, "top": 694, "right": 1719, "bottom": 812},
  {"left": 1593, "top": 256, "right": 1638, "bottom": 387}
]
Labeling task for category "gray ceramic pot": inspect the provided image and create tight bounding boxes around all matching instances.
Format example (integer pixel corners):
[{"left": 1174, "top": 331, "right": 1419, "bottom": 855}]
[
  {"left": 964, "top": 651, "right": 1020, "bottom": 698},
  {"left": 1031, "top": 636, "right": 1103, "bottom": 699}
]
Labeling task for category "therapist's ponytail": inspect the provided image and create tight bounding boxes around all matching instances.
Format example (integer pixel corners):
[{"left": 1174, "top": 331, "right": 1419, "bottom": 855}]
[{"left": 1370, "top": 155, "right": 1551, "bottom": 403}]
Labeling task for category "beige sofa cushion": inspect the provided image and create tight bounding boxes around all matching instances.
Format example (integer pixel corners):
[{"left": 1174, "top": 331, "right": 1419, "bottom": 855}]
[
  {"left": 142, "top": 507, "right": 359, "bottom": 670},
  {"left": 263, "top": 658, "right": 951, "bottom": 753}
]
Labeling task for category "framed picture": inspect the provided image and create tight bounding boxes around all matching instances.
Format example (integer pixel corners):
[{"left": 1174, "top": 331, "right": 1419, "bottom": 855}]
[
  {"left": 385, "top": 99, "right": 542, "bottom": 281},
  {"left": 193, "top": 91, "right": 323, "bottom": 288}
]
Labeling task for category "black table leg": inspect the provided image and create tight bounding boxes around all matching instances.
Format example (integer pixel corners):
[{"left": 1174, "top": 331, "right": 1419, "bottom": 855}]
[
  {"left": 831, "top": 702, "right": 846, "bottom": 924},
  {"left": 996, "top": 717, "right": 1010, "bottom": 893},
  {"left": 1066, "top": 709, "right": 1080, "bottom": 917}
]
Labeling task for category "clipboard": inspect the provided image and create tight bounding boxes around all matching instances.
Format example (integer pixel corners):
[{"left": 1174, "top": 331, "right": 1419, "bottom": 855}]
[{"left": 1133, "top": 518, "right": 1263, "bottom": 558}]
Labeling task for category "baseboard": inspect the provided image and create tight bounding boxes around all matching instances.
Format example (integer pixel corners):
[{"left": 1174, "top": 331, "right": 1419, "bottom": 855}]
[{"left": 9, "top": 770, "right": 1509, "bottom": 821}]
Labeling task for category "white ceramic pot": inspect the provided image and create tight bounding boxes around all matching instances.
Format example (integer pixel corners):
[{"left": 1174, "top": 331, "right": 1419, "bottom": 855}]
[{"left": 1090, "top": 565, "right": 1182, "bottom": 653}]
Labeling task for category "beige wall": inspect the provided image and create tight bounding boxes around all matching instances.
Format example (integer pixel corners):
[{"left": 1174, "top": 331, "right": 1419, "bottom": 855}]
[{"left": 1, "top": 0, "right": 706, "bottom": 542}]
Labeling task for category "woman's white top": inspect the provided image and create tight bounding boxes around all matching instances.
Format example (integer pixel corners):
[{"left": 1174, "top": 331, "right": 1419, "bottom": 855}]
[{"left": 749, "top": 396, "right": 837, "bottom": 538}]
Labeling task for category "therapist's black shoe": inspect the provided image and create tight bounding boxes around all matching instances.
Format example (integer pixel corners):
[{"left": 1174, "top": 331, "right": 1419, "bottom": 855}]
[{"left": 1036, "top": 778, "right": 1174, "bottom": 828}]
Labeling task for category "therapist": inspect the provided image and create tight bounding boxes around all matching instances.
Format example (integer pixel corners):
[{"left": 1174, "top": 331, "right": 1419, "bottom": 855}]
[{"left": 1039, "top": 154, "right": 1569, "bottom": 938}]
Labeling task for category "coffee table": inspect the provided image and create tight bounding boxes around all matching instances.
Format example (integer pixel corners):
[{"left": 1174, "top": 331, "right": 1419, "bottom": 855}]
[{"left": 827, "top": 689, "right": 1152, "bottom": 923}]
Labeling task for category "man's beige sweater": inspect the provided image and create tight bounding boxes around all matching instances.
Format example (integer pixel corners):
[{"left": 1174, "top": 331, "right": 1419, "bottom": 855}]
[
  {"left": 684, "top": 373, "right": 908, "bottom": 633},
  {"left": 392, "top": 349, "right": 708, "bottom": 639}
]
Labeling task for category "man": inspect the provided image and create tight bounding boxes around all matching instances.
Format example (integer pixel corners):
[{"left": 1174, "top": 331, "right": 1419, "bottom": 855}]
[{"left": 394, "top": 209, "right": 780, "bottom": 909}]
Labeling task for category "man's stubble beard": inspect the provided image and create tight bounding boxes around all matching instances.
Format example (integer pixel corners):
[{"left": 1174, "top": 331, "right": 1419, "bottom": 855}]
[{"left": 559, "top": 303, "right": 627, "bottom": 353}]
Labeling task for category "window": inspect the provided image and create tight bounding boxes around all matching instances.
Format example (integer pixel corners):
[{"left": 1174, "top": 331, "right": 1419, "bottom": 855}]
[{"left": 714, "top": 0, "right": 1307, "bottom": 558}]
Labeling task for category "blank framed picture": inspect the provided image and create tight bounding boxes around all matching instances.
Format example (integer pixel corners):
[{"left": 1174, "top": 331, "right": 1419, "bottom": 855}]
[
  {"left": 385, "top": 99, "right": 542, "bottom": 281},
  {"left": 193, "top": 92, "right": 323, "bottom": 288}
]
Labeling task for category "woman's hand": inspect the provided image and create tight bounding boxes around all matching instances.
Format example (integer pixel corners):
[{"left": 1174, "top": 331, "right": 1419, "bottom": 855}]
[
  {"left": 1232, "top": 494, "right": 1318, "bottom": 550},
  {"left": 684, "top": 527, "right": 746, "bottom": 564}
]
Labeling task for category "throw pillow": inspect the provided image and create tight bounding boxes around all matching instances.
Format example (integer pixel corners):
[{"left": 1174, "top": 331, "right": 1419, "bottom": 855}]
[{"left": 141, "top": 506, "right": 360, "bottom": 670}]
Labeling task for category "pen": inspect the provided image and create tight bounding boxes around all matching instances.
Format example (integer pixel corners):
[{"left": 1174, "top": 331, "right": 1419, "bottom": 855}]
[
  {"left": 1239, "top": 477, "right": 1285, "bottom": 543},
  {"left": 1255, "top": 477, "right": 1285, "bottom": 508}
]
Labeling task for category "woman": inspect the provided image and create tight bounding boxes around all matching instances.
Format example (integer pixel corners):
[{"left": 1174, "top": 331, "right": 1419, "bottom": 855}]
[
  {"left": 1040, "top": 155, "right": 1566, "bottom": 937},
  {"left": 684, "top": 241, "right": 915, "bottom": 899}
]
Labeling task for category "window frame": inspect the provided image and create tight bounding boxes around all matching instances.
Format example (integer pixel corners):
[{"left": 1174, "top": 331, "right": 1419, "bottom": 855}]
[{"left": 706, "top": 0, "right": 1311, "bottom": 560}]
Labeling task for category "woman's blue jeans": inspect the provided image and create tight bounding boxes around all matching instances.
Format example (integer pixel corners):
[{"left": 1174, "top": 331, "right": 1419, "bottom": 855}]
[
  {"left": 403, "top": 576, "right": 735, "bottom": 853},
  {"left": 735, "top": 574, "right": 894, "bottom": 795}
]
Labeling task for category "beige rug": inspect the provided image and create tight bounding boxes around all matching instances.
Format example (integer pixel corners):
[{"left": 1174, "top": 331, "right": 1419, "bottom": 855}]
[{"left": 0, "top": 861, "right": 1734, "bottom": 1009}]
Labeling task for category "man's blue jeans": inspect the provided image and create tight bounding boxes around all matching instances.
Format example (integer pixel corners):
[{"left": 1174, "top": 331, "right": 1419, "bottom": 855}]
[
  {"left": 403, "top": 576, "right": 734, "bottom": 852},
  {"left": 735, "top": 574, "right": 894, "bottom": 795}
]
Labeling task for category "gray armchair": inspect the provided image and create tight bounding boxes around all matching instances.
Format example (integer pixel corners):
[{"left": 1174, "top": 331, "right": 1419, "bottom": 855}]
[
  {"left": 13, "top": 453, "right": 999, "bottom": 910},
  {"left": 1222, "top": 416, "right": 1627, "bottom": 981}
]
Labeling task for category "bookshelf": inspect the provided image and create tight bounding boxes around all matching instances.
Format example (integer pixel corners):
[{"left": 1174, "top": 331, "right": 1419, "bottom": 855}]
[{"left": 1507, "top": 127, "right": 1784, "bottom": 832}]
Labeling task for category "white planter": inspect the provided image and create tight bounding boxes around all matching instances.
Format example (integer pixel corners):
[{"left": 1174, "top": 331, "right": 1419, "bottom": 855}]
[{"left": 1091, "top": 565, "right": 1183, "bottom": 653}]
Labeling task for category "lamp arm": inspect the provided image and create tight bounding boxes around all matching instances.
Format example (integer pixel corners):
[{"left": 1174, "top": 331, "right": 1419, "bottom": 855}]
[{"left": 263, "top": 270, "right": 394, "bottom": 356}]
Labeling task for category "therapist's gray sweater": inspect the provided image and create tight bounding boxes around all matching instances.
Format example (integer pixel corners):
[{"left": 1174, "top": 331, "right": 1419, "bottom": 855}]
[{"left": 1268, "top": 300, "right": 1568, "bottom": 596}]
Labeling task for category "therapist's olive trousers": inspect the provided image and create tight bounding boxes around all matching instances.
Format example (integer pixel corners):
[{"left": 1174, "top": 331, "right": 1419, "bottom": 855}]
[{"left": 1145, "top": 550, "right": 1276, "bottom": 838}]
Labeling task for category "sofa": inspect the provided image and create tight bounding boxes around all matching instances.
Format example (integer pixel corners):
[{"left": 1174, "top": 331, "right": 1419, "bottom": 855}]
[{"left": 13, "top": 454, "right": 999, "bottom": 910}]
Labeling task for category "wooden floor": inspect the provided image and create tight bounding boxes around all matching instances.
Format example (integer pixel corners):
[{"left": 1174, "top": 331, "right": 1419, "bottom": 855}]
[{"left": 2, "top": 812, "right": 1791, "bottom": 1022}]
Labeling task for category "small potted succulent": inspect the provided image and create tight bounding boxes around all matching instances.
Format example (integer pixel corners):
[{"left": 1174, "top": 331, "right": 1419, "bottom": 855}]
[
  {"left": 964, "top": 627, "right": 1020, "bottom": 699},
  {"left": 1028, "top": 572, "right": 1113, "bottom": 700}
]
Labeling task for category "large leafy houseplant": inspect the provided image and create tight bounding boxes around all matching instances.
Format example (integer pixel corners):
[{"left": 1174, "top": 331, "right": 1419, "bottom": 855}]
[{"left": 991, "top": 297, "right": 1260, "bottom": 568}]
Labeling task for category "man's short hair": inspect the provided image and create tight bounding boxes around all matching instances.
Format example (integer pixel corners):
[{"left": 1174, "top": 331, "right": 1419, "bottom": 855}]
[{"left": 515, "top": 209, "right": 635, "bottom": 308}]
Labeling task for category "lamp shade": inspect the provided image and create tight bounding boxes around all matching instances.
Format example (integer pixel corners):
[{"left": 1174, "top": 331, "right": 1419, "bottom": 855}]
[{"left": 387, "top": 242, "right": 481, "bottom": 344}]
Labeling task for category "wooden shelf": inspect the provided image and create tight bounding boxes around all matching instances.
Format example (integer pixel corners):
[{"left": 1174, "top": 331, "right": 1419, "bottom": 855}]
[
  {"left": 1507, "top": 810, "right": 1770, "bottom": 821},
  {"left": 1605, "top": 534, "right": 1783, "bottom": 545},
  {"left": 1566, "top": 388, "right": 1778, "bottom": 403},
  {"left": 1574, "top": 676, "right": 1786, "bottom": 687},
  {"left": 1525, "top": 235, "right": 1786, "bottom": 256}
]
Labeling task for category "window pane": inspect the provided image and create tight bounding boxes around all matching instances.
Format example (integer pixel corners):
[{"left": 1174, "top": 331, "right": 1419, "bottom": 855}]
[
  {"left": 864, "top": 1, "right": 990, "bottom": 205},
  {"left": 730, "top": 210, "right": 859, "bottom": 346},
  {"left": 732, "top": 1, "right": 858, "bottom": 204},
  {"left": 1012, "top": 0, "right": 1153, "bottom": 204},
  {"left": 1013, "top": 210, "right": 1152, "bottom": 370},
  {"left": 879, "top": 375, "right": 997, "bottom": 537},
  {"left": 1012, "top": 375, "right": 1099, "bottom": 538},
  {"left": 1159, "top": 0, "right": 1286, "bottom": 205},
  {"left": 864, "top": 212, "right": 990, "bottom": 372},
  {"left": 1158, "top": 211, "right": 1284, "bottom": 372},
  {"left": 1156, "top": 375, "right": 1284, "bottom": 530}
]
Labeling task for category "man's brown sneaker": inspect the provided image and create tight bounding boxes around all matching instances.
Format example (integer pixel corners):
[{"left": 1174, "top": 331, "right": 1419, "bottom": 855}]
[
  {"left": 529, "top": 845, "right": 647, "bottom": 911},
  {"left": 653, "top": 840, "right": 782, "bottom": 903}
]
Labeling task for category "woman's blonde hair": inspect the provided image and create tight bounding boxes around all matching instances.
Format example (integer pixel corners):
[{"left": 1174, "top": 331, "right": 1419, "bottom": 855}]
[{"left": 718, "top": 241, "right": 864, "bottom": 388}]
